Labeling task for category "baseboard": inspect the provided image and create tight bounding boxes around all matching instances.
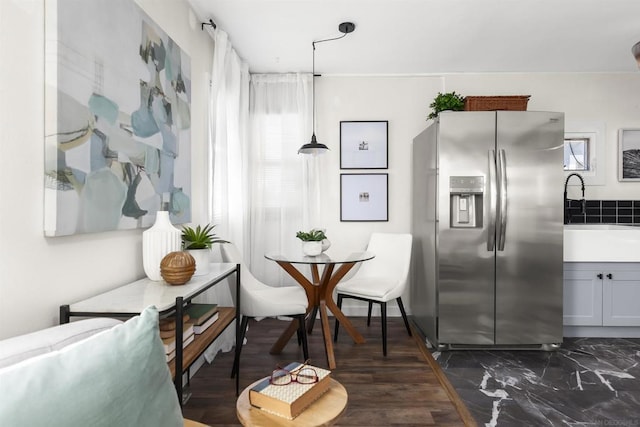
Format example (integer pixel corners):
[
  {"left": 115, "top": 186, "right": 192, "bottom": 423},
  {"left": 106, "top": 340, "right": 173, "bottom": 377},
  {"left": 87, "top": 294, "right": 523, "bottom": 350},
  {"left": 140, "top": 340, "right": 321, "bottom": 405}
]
[{"left": 563, "top": 326, "right": 640, "bottom": 338}]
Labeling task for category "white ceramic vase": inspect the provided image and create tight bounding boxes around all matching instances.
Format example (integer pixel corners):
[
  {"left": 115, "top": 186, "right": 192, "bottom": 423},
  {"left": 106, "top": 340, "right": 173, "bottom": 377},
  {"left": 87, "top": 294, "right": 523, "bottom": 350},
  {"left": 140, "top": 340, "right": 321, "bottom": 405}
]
[
  {"left": 142, "top": 211, "right": 182, "bottom": 281},
  {"left": 321, "top": 238, "right": 331, "bottom": 252},
  {"left": 302, "top": 241, "right": 322, "bottom": 256},
  {"left": 187, "top": 249, "right": 211, "bottom": 276}
]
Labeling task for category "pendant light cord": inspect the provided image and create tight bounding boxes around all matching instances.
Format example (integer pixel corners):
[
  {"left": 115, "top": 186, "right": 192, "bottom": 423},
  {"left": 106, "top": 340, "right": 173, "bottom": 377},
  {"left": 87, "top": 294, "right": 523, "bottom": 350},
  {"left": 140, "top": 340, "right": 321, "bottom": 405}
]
[
  {"left": 313, "top": 32, "right": 349, "bottom": 47},
  {"left": 312, "top": 41, "right": 316, "bottom": 136},
  {"left": 298, "top": 22, "right": 354, "bottom": 153},
  {"left": 311, "top": 32, "right": 349, "bottom": 136}
]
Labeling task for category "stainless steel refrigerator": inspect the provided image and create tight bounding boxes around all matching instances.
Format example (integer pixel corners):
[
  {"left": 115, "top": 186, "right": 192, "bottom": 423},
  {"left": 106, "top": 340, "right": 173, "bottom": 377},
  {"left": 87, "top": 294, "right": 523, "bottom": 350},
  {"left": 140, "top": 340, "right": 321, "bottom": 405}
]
[{"left": 410, "top": 111, "right": 564, "bottom": 349}]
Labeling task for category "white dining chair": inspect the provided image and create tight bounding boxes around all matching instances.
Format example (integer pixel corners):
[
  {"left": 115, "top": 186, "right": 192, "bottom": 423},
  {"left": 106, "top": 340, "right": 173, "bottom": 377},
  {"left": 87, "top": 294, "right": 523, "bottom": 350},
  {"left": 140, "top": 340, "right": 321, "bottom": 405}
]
[
  {"left": 220, "top": 243, "right": 309, "bottom": 378},
  {"left": 333, "top": 232, "right": 413, "bottom": 356}
]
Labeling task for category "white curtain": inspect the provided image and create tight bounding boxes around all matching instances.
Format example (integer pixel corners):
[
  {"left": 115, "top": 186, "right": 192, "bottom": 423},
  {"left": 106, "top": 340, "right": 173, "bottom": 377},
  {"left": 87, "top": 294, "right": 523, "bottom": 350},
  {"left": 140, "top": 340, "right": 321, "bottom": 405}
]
[
  {"left": 202, "top": 28, "right": 250, "bottom": 363},
  {"left": 201, "top": 44, "right": 317, "bottom": 359},
  {"left": 209, "top": 30, "right": 250, "bottom": 252},
  {"left": 248, "top": 73, "right": 318, "bottom": 286}
]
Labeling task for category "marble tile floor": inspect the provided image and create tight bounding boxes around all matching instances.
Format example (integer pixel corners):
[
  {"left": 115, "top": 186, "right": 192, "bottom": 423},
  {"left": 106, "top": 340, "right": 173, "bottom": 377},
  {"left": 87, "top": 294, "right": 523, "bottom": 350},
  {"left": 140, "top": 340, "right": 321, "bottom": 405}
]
[{"left": 432, "top": 338, "right": 640, "bottom": 427}]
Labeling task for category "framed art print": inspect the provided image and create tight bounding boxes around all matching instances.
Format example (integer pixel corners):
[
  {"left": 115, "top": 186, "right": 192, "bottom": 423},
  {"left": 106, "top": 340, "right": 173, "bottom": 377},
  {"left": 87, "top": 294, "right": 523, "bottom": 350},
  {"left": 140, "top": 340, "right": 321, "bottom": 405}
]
[
  {"left": 340, "top": 121, "right": 388, "bottom": 169},
  {"left": 618, "top": 129, "right": 640, "bottom": 181},
  {"left": 340, "top": 173, "right": 388, "bottom": 222}
]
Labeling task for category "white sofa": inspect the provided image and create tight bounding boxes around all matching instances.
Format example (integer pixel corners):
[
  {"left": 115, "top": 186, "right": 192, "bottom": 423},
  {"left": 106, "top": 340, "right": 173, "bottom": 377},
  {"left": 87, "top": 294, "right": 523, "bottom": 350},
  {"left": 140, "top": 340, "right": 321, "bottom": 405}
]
[{"left": 0, "top": 306, "right": 207, "bottom": 427}]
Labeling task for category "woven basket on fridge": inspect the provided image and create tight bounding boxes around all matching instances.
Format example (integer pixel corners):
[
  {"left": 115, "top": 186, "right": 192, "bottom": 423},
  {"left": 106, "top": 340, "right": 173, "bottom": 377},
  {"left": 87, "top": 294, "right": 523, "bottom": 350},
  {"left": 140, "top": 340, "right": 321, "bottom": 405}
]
[{"left": 464, "top": 95, "right": 531, "bottom": 111}]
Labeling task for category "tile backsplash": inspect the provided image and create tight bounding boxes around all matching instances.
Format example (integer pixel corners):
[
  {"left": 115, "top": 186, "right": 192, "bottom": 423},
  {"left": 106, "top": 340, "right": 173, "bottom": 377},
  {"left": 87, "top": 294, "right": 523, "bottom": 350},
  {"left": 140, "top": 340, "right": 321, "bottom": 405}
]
[{"left": 565, "top": 199, "right": 640, "bottom": 225}]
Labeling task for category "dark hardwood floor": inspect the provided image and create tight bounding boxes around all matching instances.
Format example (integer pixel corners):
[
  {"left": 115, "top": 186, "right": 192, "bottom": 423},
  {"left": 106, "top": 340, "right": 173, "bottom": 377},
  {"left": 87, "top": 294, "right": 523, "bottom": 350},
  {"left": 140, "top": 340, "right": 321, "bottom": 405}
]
[{"left": 182, "top": 316, "right": 475, "bottom": 426}]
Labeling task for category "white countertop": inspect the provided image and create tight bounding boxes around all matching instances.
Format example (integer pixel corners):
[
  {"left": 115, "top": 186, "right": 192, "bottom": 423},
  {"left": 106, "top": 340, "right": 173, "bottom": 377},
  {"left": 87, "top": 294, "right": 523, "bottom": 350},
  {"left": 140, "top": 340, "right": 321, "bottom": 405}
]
[{"left": 564, "top": 224, "right": 640, "bottom": 262}]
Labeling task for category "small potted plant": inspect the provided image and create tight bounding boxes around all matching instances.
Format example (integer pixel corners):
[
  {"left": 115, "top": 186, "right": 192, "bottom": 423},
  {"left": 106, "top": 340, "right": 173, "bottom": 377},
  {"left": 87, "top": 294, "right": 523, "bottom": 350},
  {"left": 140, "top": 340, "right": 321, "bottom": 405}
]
[
  {"left": 296, "top": 229, "right": 327, "bottom": 256},
  {"left": 181, "top": 224, "right": 228, "bottom": 276},
  {"left": 427, "top": 91, "right": 465, "bottom": 120}
]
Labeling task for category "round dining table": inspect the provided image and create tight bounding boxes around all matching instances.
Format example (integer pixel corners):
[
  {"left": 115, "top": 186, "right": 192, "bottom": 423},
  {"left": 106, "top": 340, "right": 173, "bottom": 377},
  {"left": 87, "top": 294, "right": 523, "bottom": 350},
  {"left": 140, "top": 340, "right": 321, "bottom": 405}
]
[{"left": 265, "top": 251, "right": 375, "bottom": 370}]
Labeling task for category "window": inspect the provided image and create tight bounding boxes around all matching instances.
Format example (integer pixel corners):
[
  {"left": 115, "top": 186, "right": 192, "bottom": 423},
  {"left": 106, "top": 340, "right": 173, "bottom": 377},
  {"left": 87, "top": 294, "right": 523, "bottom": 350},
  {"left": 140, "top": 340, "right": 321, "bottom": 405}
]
[
  {"left": 564, "top": 121, "right": 605, "bottom": 186},
  {"left": 564, "top": 137, "right": 590, "bottom": 171}
]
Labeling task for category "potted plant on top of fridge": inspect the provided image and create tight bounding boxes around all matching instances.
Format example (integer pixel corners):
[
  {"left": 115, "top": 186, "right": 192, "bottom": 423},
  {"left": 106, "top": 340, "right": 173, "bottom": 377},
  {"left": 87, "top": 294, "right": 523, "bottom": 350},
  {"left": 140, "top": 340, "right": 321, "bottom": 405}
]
[
  {"left": 427, "top": 91, "right": 465, "bottom": 120},
  {"left": 181, "top": 224, "right": 228, "bottom": 276}
]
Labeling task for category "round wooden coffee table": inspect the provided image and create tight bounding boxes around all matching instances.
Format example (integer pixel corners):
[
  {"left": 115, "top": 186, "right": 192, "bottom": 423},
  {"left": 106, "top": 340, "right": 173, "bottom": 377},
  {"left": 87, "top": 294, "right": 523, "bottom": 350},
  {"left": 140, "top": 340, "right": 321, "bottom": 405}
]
[{"left": 236, "top": 378, "right": 348, "bottom": 426}]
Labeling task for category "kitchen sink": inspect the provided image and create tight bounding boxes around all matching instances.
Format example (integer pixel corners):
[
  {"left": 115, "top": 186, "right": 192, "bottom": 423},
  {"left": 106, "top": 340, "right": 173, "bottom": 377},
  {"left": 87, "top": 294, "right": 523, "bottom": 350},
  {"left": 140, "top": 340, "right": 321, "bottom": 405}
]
[
  {"left": 564, "top": 224, "right": 640, "bottom": 230},
  {"left": 564, "top": 224, "right": 640, "bottom": 262}
]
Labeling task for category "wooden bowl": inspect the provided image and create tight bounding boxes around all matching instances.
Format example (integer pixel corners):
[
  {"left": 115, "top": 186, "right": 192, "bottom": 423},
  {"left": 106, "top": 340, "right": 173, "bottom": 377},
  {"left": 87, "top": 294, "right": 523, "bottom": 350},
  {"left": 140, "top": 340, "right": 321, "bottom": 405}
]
[{"left": 160, "top": 251, "right": 196, "bottom": 285}]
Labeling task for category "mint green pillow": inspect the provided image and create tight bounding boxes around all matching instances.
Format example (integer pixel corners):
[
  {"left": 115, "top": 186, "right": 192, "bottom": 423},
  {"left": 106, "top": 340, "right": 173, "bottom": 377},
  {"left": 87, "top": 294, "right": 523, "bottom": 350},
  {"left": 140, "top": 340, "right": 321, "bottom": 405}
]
[{"left": 0, "top": 306, "right": 183, "bottom": 427}]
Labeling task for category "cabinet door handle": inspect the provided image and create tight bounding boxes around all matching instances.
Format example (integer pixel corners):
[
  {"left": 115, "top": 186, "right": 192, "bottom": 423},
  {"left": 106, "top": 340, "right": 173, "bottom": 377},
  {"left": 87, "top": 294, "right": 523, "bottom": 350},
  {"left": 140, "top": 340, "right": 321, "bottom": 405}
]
[
  {"left": 607, "top": 273, "right": 613, "bottom": 279},
  {"left": 597, "top": 273, "right": 603, "bottom": 279}
]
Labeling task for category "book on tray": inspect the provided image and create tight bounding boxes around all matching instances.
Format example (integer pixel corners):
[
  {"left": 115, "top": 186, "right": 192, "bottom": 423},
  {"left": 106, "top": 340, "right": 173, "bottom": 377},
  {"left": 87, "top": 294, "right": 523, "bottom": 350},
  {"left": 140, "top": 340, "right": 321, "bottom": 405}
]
[
  {"left": 185, "top": 303, "right": 218, "bottom": 325},
  {"left": 165, "top": 333, "right": 195, "bottom": 362},
  {"left": 185, "top": 303, "right": 219, "bottom": 334},
  {"left": 248, "top": 362, "right": 331, "bottom": 420},
  {"left": 192, "top": 312, "right": 219, "bottom": 334},
  {"left": 161, "top": 322, "right": 195, "bottom": 355}
]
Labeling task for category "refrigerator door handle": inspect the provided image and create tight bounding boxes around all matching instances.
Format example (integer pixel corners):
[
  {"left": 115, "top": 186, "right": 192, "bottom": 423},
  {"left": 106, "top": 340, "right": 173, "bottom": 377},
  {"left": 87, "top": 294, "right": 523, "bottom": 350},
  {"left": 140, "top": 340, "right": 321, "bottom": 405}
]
[
  {"left": 487, "top": 150, "right": 497, "bottom": 251},
  {"left": 497, "top": 149, "right": 508, "bottom": 251}
]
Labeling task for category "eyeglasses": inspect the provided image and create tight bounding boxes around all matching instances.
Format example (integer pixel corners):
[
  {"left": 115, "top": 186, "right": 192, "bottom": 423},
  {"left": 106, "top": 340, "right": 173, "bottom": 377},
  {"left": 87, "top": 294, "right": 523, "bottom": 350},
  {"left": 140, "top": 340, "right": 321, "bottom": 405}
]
[{"left": 269, "top": 360, "right": 319, "bottom": 386}]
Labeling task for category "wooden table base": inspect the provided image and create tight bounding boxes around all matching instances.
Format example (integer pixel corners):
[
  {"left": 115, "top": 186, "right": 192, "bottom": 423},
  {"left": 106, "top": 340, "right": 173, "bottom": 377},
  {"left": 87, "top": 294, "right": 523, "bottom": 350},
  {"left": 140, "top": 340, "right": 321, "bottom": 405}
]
[{"left": 269, "top": 261, "right": 365, "bottom": 369}]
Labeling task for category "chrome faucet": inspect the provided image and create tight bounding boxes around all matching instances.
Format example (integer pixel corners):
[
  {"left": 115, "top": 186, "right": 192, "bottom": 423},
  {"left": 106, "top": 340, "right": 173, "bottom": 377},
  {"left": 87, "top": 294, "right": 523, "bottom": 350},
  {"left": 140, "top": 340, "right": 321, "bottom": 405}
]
[{"left": 564, "top": 173, "right": 585, "bottom": 224}]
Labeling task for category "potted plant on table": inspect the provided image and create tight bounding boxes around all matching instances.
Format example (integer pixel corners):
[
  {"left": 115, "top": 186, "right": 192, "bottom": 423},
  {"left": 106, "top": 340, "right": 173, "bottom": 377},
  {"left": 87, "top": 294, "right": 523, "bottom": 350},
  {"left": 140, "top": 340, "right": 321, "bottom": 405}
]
[
  {"left": 182, "top": 224, "right": 228, "bottom": 276},
  {"left": 296, "top": 229, "right": 328, "bottom": 256}
]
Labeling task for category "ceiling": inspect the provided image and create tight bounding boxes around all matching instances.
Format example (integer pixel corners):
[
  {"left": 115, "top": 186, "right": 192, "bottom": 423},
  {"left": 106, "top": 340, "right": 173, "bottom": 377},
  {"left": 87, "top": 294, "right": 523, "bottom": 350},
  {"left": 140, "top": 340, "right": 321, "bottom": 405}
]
[{"left": 187, "top": 0, "right": 640, "bottom": 75}]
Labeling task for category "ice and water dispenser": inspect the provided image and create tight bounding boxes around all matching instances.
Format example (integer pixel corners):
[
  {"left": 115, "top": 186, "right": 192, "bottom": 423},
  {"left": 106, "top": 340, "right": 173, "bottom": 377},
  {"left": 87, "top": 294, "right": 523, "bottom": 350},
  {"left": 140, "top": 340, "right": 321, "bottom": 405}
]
[{"left": 449, "top": 176, "right": 484, "bottom": 228}]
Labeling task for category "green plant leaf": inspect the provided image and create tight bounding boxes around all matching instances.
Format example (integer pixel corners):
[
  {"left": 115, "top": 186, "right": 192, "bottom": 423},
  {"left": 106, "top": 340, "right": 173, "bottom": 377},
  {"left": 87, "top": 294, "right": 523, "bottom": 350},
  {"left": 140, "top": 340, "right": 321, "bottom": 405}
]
[
  {"left": 295, "top": 229, "right": 327, "bottom": 241},
  {"left": 181, "top": 223, "right": 229, "bottom": 250},
  {"left": 427, "top": 91, "right": 465, "bottom": 120}
]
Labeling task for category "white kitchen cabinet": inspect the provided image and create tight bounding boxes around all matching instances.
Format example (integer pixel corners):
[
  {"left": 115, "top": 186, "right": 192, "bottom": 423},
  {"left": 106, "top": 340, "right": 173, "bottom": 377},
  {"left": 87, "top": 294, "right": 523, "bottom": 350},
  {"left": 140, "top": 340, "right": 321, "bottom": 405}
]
[
  {"left": 564, "top": 263, "right": 640, "bottom": 328},
  {"left": 603, "top": 267, "right": 640, "bottom": 326},
  {"left": 563, "top": 264, "right": 602, "bottom": 326}
]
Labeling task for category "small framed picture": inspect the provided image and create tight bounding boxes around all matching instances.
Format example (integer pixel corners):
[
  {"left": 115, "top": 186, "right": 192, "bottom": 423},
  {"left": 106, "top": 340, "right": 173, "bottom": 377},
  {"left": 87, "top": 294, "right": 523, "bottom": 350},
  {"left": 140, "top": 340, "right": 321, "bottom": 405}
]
[
  {"left": 340, "top": 173, "right": 388, "bottom": 222},
  {"left": 340, "top": 121, "right": 388, "bottom": 169},
  {"left": 618, "top": 129, "right": 640, "bottom": 181}
]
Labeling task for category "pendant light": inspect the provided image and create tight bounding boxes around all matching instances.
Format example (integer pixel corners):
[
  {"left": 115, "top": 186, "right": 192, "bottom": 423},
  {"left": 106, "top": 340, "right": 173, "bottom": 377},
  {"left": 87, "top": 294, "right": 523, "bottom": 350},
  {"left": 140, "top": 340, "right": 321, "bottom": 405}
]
[
  {"left": 298, "top": 22, "right": 356, "bottom": 155},
  {"left": 633, "top": 40, "right": 640, "bottom": 68}
]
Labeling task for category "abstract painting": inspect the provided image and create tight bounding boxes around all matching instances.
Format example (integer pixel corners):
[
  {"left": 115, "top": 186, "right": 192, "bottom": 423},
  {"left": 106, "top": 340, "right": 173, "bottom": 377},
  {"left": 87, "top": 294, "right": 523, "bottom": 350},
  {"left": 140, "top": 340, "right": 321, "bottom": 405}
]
[{"left": 44, "top": 0, "right": 191, "bottom": 236}]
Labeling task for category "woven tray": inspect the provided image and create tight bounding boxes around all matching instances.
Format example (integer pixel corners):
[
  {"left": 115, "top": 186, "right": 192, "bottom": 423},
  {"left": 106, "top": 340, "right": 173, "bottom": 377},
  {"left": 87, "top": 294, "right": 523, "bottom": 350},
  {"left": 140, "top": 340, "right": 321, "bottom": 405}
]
[{"left": 464, "top": 95, "right": 530, "bottom": 111}]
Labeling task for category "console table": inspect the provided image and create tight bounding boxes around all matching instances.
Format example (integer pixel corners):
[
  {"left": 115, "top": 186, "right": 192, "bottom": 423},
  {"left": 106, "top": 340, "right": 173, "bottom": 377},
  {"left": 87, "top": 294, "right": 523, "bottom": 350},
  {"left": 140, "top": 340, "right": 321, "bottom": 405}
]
[{"left": 59, "top": 262, "right": 241, "bottom": 402}]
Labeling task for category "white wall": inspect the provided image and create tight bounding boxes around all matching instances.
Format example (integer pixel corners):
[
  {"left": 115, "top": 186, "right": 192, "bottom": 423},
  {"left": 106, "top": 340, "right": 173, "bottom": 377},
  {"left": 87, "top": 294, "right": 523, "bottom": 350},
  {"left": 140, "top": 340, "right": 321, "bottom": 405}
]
[
  {"left": 314, "top": 73, "right": 640, "bottom": 315},
  {"left": 0, "top": 0, "right": 213, "bottom": 339},
  {"left": 314, "top": 76, "right": 443, "bottom": 248},
  {"left": 312, "top": 76, "right": 443, "bottom": 314}
]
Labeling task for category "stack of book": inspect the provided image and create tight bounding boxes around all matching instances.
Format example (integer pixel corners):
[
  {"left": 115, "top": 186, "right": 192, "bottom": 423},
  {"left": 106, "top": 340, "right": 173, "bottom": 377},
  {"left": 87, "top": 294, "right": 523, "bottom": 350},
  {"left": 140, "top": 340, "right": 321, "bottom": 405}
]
[
  {"left": 249, "top": 362, "right": 331, "bottom": 420},
  {"left": 184, "top": 303, "right": 219, "bottom": 335},
  {"left": 160, "top": 314, "right": 195, "bottom": 362}
]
